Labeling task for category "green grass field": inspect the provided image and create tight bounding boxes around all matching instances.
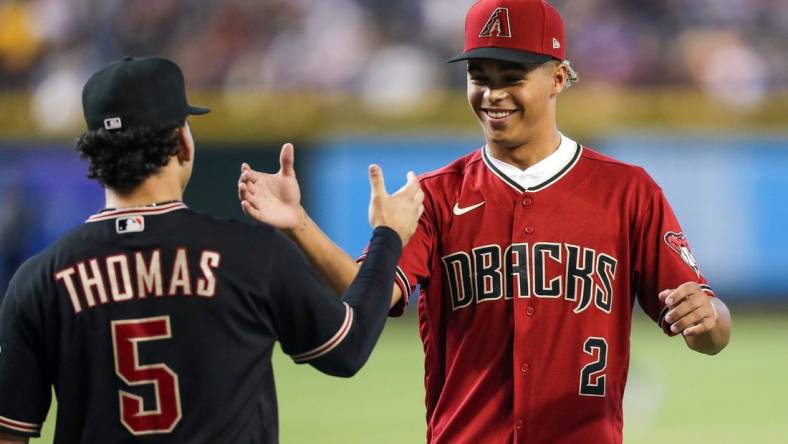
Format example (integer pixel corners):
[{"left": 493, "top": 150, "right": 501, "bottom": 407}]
[{"left": 32, "top": 310, "right": 788, "bottom": 443}]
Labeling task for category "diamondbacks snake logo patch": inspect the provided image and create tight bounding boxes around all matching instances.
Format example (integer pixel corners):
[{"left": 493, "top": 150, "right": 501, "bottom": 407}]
[{"left": 664, "top": 231, "right": 701, "bottom": 277}]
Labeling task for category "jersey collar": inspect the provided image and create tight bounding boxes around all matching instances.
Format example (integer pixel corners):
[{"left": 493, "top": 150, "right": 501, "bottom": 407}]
[
  {"left": 85, "top": 202, "right": 188, "bottom": 223},
  {"left": 482, "top": 133, "right": 582, "bottom": 193}
]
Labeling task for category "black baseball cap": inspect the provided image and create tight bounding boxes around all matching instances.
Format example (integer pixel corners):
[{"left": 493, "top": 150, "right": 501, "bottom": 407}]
[{"left": 82, "top": 56, "right": 210, "bottom": 131}]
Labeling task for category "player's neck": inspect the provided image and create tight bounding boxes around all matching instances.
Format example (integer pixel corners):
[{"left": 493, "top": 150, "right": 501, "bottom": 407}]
[
  {"left": 487, "top": 128, "right": 562, "bottom": 171},
  {"left": 104, "top": 166, "right": 185, "bottom": 210}
]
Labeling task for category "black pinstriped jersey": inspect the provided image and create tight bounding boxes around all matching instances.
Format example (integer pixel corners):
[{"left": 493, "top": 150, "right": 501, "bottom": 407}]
[{"left": 0, "top": 202, "right": 401, "bottom": 443}]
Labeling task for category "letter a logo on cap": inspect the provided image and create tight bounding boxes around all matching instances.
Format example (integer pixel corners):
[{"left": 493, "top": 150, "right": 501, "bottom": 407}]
[{"left": 479, "top": 7, "right": 512, "bottom": 38}]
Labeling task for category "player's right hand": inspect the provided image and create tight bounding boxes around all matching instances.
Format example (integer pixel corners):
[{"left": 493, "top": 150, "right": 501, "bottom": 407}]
[
  {"left": 368, "top": 165, "right": 424, "bottom": 246},
  {"left": 238, "top": 143, "right": 304, "bottom": 232}
]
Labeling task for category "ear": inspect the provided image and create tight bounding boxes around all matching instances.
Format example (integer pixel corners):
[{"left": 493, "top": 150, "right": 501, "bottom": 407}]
[
  {"left": 176, "top": 125, "right": 194, "bottom": 163},
  {"left": 551, "top": 63, "right": 568, "bottom": 95}
]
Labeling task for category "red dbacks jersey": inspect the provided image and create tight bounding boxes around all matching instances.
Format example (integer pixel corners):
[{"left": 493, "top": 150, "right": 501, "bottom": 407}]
[{"left": 390, "top": 143, "right": 713, "bottom": 443}]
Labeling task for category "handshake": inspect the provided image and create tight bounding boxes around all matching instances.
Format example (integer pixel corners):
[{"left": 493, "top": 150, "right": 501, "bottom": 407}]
[{"left": 237, "top": 143, "right": 425, "bottom": 246}]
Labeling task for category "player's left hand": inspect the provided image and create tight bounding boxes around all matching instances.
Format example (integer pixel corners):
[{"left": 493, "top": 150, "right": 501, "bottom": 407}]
[
  {"left": 238, "top": 143, "right": 304, "bottom": 231},
  {"left": 659, "top": 282, "right": 718, "bottom": 337}
]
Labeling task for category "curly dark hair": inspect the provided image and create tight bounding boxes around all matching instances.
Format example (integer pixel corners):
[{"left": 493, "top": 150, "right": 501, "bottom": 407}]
[{"left": 75, "top": 122, "right": 182, "bottom": 193}]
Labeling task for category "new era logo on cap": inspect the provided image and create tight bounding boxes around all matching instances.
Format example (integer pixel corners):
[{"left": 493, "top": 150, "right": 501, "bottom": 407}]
[
  {"left": 104, "top": 117, "right": 122, "bottom": 130},
  {"left": 479, "top": 7, "right": 512, "bottom": 38}
]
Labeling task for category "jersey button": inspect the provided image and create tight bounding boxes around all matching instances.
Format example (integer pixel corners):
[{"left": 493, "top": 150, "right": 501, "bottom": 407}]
[
  {"left": 522, "top": 197, "right": 533, "bottom": 207},
  {"left": 525, "top": 226, "right": 535, "bottom": 234},
  {"left": 516, "top": 419, "right": 524, "bottom": 430},
  {"left": 520, "top": 363, "right": 530, "bottom": 373},
  {"left": 526, "top": 306, "right": 535, "bottom": 316}
]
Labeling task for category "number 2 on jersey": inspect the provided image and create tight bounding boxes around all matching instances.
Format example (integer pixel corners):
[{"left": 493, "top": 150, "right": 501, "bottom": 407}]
[
  {"left": 579, "top": 337, "right": 608, "bottom": 397},
  {"left": 111, "top": 316, "right": 182, "bottom": 435}
]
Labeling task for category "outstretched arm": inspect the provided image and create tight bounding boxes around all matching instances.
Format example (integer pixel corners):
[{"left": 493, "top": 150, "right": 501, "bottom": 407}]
[
  {"left": 265, "top": 161, "right": 423, "bottom": 376},
  {"left": 239, "top": 143, "right": 410, "bottom": 306},
  {"left": 659, "top": 282, "right": 731, "bottom": 355}
]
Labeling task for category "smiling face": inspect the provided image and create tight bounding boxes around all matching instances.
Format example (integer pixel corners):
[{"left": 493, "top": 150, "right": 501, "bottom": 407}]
[{"left": 467, "top": 59, "right": 565, "bottom": 153}]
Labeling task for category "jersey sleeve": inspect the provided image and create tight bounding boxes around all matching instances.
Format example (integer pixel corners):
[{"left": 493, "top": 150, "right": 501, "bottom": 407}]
[
  {"left": 0, "top": 264, "right": 51, "bottom": 438},
  {"left": 358, "top": 188, "right": 438, "bottom": 317},
  {"left": 268, "top": 227, "right": 401, "bottom": 376},
  {"left": 633, "top": 183, "right": 714, "bottom": 336}
]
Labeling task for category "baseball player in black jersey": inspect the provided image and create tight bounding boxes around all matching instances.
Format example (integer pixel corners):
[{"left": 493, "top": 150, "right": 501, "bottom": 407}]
[{"left": 0, "top": 57, "right": 424, "bottom": 444}]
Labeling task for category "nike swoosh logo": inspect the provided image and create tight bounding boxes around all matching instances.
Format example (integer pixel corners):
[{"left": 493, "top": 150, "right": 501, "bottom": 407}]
[{"left": 453, "top": 201, "right": 485, "bottom": 216}]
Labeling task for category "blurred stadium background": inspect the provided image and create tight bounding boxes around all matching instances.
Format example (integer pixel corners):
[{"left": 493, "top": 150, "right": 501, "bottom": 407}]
[{"left": 0, "top": 0, "right": 786, "bottom": 442}]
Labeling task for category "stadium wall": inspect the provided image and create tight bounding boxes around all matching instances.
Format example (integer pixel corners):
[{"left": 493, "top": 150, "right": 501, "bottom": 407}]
[{"left": 0, "top": 135, "right": 786, "bottom": 301}]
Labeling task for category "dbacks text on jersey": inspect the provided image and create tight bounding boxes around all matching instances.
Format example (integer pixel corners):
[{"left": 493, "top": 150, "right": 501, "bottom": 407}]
[{"left": 442, "top": 242, "right": 618, "bottom": 314}]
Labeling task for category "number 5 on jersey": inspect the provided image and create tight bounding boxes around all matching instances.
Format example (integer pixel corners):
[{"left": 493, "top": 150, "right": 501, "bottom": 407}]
[{"left": 111, "top": 316, "right": 182, "bottom": 435}]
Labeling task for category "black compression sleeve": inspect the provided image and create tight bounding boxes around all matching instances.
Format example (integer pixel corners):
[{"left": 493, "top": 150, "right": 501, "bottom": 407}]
[{"left": 308, "top": 226, "right": 402, "bottom": 376}]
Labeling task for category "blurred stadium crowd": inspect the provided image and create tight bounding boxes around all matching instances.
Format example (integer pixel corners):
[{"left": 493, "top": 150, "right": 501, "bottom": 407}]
[{"left": 1, "top": 0, "right": 786, "bottom": 102}]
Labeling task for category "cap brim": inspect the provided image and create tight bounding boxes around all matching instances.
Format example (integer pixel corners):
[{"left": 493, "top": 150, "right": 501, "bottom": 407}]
[
  {"left": 188, "top": 105, "right": 211, "bottom": 115},
  {"left": 448, "top": 47, "right": 555, "bottom": 65}
]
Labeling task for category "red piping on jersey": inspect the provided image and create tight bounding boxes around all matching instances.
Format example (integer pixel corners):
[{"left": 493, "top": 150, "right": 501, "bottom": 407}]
[
  {"left": 292, "top": 303, "right": 354, "bottom": 363},
  {"left": 0, "top": 415, "right": 41, "bottom": 434},
  {"left": 85, "top": 203, "right": 188, "bottom": 222}
]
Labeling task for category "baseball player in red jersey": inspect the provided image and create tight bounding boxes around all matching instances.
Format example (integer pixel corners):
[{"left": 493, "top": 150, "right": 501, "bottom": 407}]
[{"left": 237, "top": 0, "right": 732, "bottom": 442}]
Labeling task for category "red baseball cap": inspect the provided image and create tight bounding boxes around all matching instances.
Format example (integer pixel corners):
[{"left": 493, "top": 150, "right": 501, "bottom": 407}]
[{"left": 448, "top": 0, "right": 565, "bottom": 64}]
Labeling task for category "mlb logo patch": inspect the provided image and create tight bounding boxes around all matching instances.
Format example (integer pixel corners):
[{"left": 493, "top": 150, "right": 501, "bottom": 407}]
[{"left": 116, "top": 215, "right": 145, "bottom": 234}]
